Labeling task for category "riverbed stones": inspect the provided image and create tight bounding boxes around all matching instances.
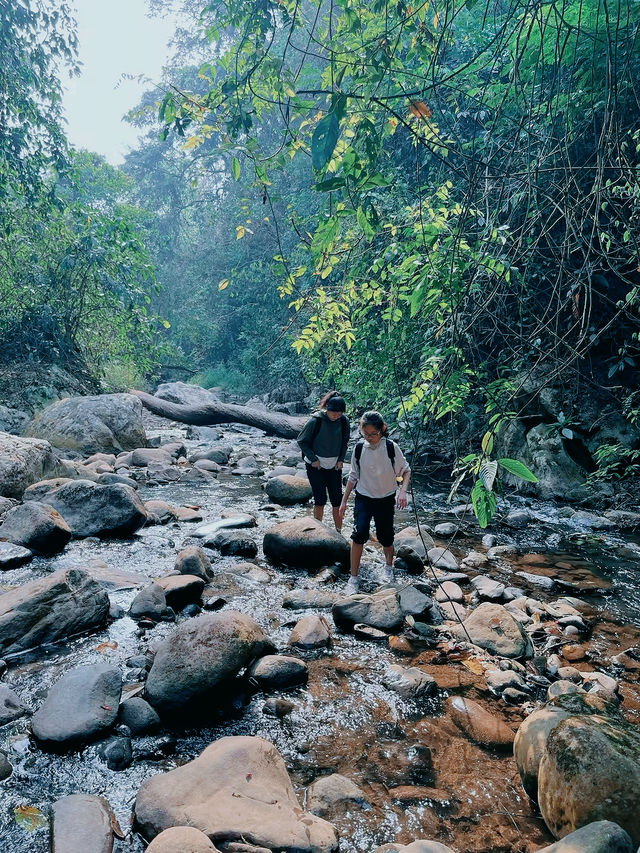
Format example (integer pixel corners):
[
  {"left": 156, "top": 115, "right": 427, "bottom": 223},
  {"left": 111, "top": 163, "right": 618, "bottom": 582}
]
[
  {"left": 0, "top": 684, "right": 27, "bottom": 725},
  {"left": 0, "top": 568, "right": 110, "bottom": 655},
  {"left": 283, "top": 588, "right": 341, "bottom": 609},
  {"left": 445, "top": 696, "right": 514, "bottom": 749},
  {"left": 453, "top": 602, "right": 533, "bottom": 658},
  {"left": 263, "top": 518, "right": 349, "bottom": 569},
  {"left": 0, "top": 432, "right": 62, "bottom": 498},
  {"left": 134, "top": 735, "right": 338, "bottom": 852},
  {"left": 264, "top": 474, "right": 313, "bottom": 505},
  {"left": 118, "top": 697, "right": 161, "bottom": 735},
  {"left": 51, "top": 793, "right": 117, "bottom": 853},
  {"left": 470, "top": 575, "right": 505, "bottom": 600},
  {"left": 31, "top": 663, "right": 122, "bottom": 748},
  {"left": 383, "top": 664, "right": 437, "bottom": 699},
  {"left": 144, "top": 611, "right": 275, "bottom": 716},
  {"left": 533, "top": 820, "right": 634, "bottom": 852},
  {"left": 247, "top": 654, "right": 308, "bottom": 690},
  {"left": 174, "top": 546, "right": 212, "bottom": 580},
  {"left": 26, "top": 479, "right": 148, "bottom": 538},
  {"left": 156, "top": 575, "right": 205, "bottom": 611},
  {"left": 538, "top": 714, "right": 640, "bottom": 845},
  {"left": 289, "top": 613, "right": 331, "bottom": 649},
  {"left": 306, "top": 773, "right": 368, "bottom": 816},
  {"left": 332, "top": 588, "right": 404, "bottom": 632},
  {"left": 129, "top": 584, "right": 174, "bottom": 623},
  {"left": 146, "top": 827, "right": 220, "bottom": 853},
  {"left": 434, "top": 581, "right": 463, "bottom": 603},
  {"left": 0, "top": 540, "right": 32, "bottom": 569},
  {"left": 205, "top": 529, "right": 258, "bottom": 557},
  {"left": 0, "top": 501, "right": 72, "bottom": 554},
  {"left": 427, "top": 547, "right": 459, "bottom": 570}
]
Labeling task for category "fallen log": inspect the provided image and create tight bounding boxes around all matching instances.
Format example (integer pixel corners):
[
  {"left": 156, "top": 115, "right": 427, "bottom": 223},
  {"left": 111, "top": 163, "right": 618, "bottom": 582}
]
[{"left": 131, "top": 389, "right": 307, "bottom": 439}]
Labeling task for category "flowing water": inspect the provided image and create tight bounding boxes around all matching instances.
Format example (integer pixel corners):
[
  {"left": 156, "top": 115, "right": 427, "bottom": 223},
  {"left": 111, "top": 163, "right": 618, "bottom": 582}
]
[{"left": 1, "top": 421, "right": 638, "bottom": 852}]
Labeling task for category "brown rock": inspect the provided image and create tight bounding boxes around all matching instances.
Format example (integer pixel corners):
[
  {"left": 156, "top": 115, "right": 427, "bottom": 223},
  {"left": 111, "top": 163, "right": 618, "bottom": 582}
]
[
  {"left": 445, "top": 696, "right": 514, "bottom": 749},
  {"left": 146, "top": 827, "right": 220, "bottom": 852}
]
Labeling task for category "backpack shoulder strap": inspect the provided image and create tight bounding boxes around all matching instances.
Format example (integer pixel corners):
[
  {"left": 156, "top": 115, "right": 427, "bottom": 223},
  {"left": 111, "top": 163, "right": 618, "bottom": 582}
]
[
  {"left": 354, "top": 439, "right": 364, "bottom": 465},
  {"left": 385, "top": 438, "right": 396, "bottom": 466},
  {"left": 341, "top": 415, "right": 349, "bottom": 444}
]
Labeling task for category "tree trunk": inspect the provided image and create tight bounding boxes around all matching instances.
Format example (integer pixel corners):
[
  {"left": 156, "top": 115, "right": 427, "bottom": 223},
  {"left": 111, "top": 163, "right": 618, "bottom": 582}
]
[{"left": 131, "top": 390, "right": 307, "bottom": 439}]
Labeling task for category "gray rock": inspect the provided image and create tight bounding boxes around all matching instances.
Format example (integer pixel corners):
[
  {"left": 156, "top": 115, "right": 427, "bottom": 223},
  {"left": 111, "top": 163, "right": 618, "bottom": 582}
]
[
  {"left": 0, "top": 500, "right": 71, "bottom": 554},
  {"left": 31, "top": 664, "right": 122, "bottom": 748},
  {"left": 155, "top": 575, "right": 205, "bottom": 611},
  {"left": 434, "top": 523, "right": 458, "bottom": 536},
  {"left": 398, "top": 585, "right": 436, "bottom": 620},
  {"left": 0, "top": 684, "right": 27, "bottom": 725},
  {"left": 263, "top": 518, "right": 349, "bottom": 569},
  {"left": 534, "top": 820, "right": 633, "bottom": 852},
  {"left": 289, "top": 614, "right": 331, "bottom": 649},
  {"left": 0, "top": 431, "right": 61, "bottom": 498},
  {"left": 189, "top": 447, "right": 231, "bottom": 465},
  {"left": 434, "top": 581, "right": 463, "bottom": 603},
  {"left": 205, "top": 529, "right": 258, "bottom": 558},
  {"left": 503, "top": 509, "right": 531, "bottom": 528},
  {"left": 24, "top": 393, "right": 146, "bottom": 455},
  {"left": 192, "top": 514, "right": 256, "bottom": 539},
  {"left": 374, "top": 841, "right": 456, "bottom": 853},
  {"left": 382, "top": 664, "right": 436, "bottom": 698},
  {"left": 174, "top": 546, "right": 212, "bottom": 580},
  {"left": 98, "top": 735, "right": 133, "bottom": 771},
  {"left": 454, "top": 603, "right": 533, "bottom": 658},
  {"left": 134, "top": 736, "right": 338, "bottom": 851},
  {"left": 282, "top": 589, "right": 341, "bottom": 609},
  {"left": 306, "top": 773, "right": 368, "bottom": 816},
  {"left": 471, "top": 575, "right": 506, "bottom": 600},
  {"left": 129, "top": 584, "right": 174, "bottom": 623},
  {"left": 27, "top": 479, "right": 148, "bottom": 538},
  {"left": 51, "top": 793, "right": 117, "bottom": 853},
  {"left": 145, "top": 611, "right": 275, "bottom": 716},
  {"left": 437, "top": 600, "right": 469, "bottom": 622},
  {"left": 332, "top": 588, "right": 404, "bottom": 632},
  {"left": 0, "top": 540, "right": 33, "bottom": 570},
  {"left": 427, "top": 547, "right": 459, "bottom": 570},
  {"left": 0, "top": 404, "right": 29, "bottom": 435},
  {"left": 0, "top": 568, "right": 110, "bottom": 656},
  {"left": 155, "top": 382, "right": 221, "bottom": 407},
  {"left": 0, "top": 750, "right": 12, "bottom": 780},
  {"left": 265, "top": 475, "right": 313, "bottom": 505},
  {"left": 247, "top": 655, "right": 308, "bottom": 690},
  {"left": 515, "top": 570, "right": 556, "bottom": 591},
  {"left": 118, "top": 697, "right": 161, "bottom": 735}
]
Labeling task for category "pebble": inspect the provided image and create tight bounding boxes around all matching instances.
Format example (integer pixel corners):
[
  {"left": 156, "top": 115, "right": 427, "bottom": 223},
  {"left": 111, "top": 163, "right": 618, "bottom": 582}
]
[
  {"left": 482, "top": 534, "right": 497, "bottom": 548},
  {"left": 501, "top": 687, "right": 530, "bottom": 704},
  {"left": 262, "top": 698, "right": 295, "bottom": 717},
  {"left": 547, "top": 680, "right": 584, "bottom": 700},
  {"left": 354, "top": 624, "right": 389, "bottom": 643},
  {"left": 434, "top": 523, "right": 459, "bottom": 535}
]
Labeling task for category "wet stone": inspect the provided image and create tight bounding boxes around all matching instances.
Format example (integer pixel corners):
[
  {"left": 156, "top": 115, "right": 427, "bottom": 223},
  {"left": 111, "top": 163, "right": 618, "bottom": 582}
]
[
  {"left": 289, "top": 613, "right": 331, "bottom": 649},
  {"left": 471, "top": 575, "right": 505, "bottom": 600},
  {"left": 262, "top": 697, "right": 295, "bottom": 717},
  {"left": 354, "top": 624, "right": 389, "bottom": 643},
  {"left": 382, "top": 664, "right": 437, "bottom": 699},
  {"left": 445, "top": 696, "right": 514, "bottom": 749},
  {"left": 118, "top": 697, "right": 161, "bottom": 735},
  {"left": 282, "top": 588, "right": 341, "bottom": 609},
  {"left": 51, "top": 793, "right": 117, "bottom": 853},
  {"left": 0, "top": 540, "right": 33, "bottom": 570},
  {"left": 0, "top": 750, "right": 12, "bottom": 781},
  {"left": 146, "top": 826, "right": 220, "bottom": 853},
  {"left": 98, "top": 734, "right": 133, "bottom": 770},
  {"left": 306, "top": 773, "right": 368, "bottom": 816}
]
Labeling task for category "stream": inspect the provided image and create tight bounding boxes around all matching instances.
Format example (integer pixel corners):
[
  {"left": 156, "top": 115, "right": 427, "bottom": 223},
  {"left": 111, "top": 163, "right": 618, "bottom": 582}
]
[{"left": 1, "top": 416, "right": 639, "bottom": 853}]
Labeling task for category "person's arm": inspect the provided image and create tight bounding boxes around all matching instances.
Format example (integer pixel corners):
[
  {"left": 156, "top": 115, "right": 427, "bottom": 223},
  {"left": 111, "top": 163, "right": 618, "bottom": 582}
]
[
  {"left": 336, "top": 416, "right": 350, "bottom": 466},
  {"left": 338, "top": 478, "right": 355, "bottom": 519},
  {"left": 396, "top": 468, "right": 411, "bottom": 509},
  {"left": 297, "top": 418, "right": 319, "bottom": 465}
]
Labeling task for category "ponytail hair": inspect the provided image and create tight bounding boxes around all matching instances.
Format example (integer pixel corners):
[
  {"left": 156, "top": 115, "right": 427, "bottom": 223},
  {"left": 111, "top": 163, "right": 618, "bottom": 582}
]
[
  {"left": 359, "top": 410, "right": 388, "bottom": 436},
  {"left": 319, "top": 390, "right": 346, "bottom": 412}
]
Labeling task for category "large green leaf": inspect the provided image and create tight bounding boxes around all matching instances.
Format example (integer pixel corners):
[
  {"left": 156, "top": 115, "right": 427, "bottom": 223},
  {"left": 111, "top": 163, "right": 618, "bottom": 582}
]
[
  {"left": 497, "top": 458, "right": 539, "bottom": 483},
  {"left": 311, "top": 114, "right": 339, "bottom": 171},
  {"left": 471, "top": 480, "right": 497, "bottom": 528}
]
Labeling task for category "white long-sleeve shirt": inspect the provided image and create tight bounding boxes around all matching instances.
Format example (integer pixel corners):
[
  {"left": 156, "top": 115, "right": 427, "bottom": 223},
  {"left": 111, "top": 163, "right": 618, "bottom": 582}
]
[{"left": 347, "top": 439, "right": 410, "bottom": 498}]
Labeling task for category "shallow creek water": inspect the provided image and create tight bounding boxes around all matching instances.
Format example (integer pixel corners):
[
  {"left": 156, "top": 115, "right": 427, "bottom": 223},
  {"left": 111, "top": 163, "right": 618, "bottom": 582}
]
[{"left": 1, "top": 419, "right": 639, "bottom": 853}]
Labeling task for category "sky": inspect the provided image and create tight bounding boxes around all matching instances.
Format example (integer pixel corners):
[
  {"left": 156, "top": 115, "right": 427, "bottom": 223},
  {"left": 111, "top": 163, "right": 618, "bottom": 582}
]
[{"left": 63, "top": 1, "right": 176, "bottom": 165}]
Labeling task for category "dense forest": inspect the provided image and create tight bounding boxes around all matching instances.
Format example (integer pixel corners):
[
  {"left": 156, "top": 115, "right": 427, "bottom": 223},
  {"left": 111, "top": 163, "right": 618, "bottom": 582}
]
[{"left": 1, "top": 0, "right": 639, "bottom": 508}]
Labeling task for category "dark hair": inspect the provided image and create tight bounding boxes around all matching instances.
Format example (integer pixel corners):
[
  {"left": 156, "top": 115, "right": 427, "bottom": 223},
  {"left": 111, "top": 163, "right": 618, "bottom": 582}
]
[
  {"left": 359, "top": 410, "right": 388, "bottom": 436},
  {"left": 319, "top": 390, "right": 346, "bottom": 412}
]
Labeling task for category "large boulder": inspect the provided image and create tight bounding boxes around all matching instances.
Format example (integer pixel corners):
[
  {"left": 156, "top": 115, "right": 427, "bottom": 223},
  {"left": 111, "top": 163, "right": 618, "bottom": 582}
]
[
  {"left": 453, "top": 602, "right": 533, "bottom": 658},
  {"left": 154, "top": 382, "right": 221, "bottom": 407},
  {"left": 24, "top": 479, "right": 147, "bottom": 538},
  {"left": 31, "top": 664, "right": 122, "bottom": 748},
  {"left": 534, "top": 821, "right": 633, "bottom": 853},
  {"left": 134, "top": 735, "right": 338, "bottom": 852},
  {"left": 264, "top": 475, "right": 313, "bottom": 505},
  {"left": 263, "top": 518, "right": 349, "bottom": 569},
  {"left": 0, "top": 432, "right": 61, "bottom": 498},
  {"left": 51, "top": 794, "right": 117, "bottom": 853},
  {"left": 146, "top": 827, "right": 220, "bottom": 853},
  {"left": 538, "top": 714, "right": 640, "bottom": 845},
  {"left": 0, "top": 501, "right": 71, "bottom": 554},
  {"left": 24, "top": 393, "right": 146, "bottom": 455},
  {"left": 0, "top": 568, "right": 110, "bottom": 656},
  {"left": 513, "top": 692, "right": 617, "bottom": 800},
  {"left": 145, "top": 611, "right": 275, "bottom": 716}
]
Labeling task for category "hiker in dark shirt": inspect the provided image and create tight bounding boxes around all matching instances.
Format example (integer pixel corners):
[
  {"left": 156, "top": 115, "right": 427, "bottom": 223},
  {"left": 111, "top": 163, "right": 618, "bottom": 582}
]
[{"left": 297, "top": 391, "right": 350, "bottom": 532}]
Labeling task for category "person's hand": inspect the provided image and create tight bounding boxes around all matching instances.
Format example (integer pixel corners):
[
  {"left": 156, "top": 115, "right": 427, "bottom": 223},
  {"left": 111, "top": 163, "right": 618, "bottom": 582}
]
[
  {"left": 338, "top": 502, "right": 347, "bottom": 520},
  {"left": 311, "top": 460, "right": 321, "bottom": 468},
  {"left": 396, "top": 489, "right": 407, "bottom": 509},
  {"left": 334, "top": 461, "right": 343, "bottom": 470}
]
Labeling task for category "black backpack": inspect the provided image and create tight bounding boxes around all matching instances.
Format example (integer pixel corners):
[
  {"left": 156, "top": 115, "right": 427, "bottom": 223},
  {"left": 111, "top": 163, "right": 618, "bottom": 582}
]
[
  {"left": 304, "top": 413, "right": 349, "bottom": 457},
  {"left": 353, "top": 437, "right": 396, "bottom": 468}
]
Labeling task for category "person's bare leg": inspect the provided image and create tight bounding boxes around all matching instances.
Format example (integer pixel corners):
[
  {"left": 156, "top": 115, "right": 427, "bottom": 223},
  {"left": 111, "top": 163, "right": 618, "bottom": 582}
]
[
  {"left": 383, "top": 544, "right": 394, "bottom": 566},
  {"left": 313, "top": 505, "right": 324, "bottom": 523},
  {"left": 332, "top": 506, "right": 342, "bottom": 532},
  {"left": 350, "top": 542, "right": 364, "bottom": 577}
]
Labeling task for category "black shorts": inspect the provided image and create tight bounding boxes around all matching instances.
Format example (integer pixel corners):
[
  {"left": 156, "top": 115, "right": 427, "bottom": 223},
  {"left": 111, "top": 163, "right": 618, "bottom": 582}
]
[
  {"left": 305, "top": 463, "right": 343, "bottom": 507},
  {"left": 351, "top": 492, "right": 395, "bottom": 547}
]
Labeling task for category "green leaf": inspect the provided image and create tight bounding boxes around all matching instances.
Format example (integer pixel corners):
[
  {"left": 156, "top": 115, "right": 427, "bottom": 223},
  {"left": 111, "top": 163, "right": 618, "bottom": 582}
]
[
  {"left": 497, "top": 458, "right": 538, "bottom": 482},
  {"left": 481, "top": 431, "right": 494, "bottom": 455},
  {"left": 14, "top": 805, "right": 48, "bottom": 832},
  {"left": 231, "top": 157, "right": 241, "bottom": 180},
  {"left": 471, "top": 480, "right": 497, "bottom": 528},
  {"left": 313, "top": 177, "right": 346, "bottom": 192},
  {"left": 311, "top": 114, "right": 339, "bottom": 171},
  {"left": 356, "top": 205, "right": 375, "bottom": 239}
]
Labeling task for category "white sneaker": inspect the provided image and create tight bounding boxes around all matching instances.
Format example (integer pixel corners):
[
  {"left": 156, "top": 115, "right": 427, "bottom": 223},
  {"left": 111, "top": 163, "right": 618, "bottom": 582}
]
[
  {"left": 345, "top": 576, "right": 360, "bottom": 595},
  {"left": 378, "top": 566, "right": 395, "bottom": 585}
]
